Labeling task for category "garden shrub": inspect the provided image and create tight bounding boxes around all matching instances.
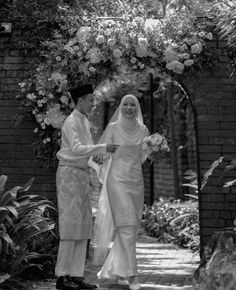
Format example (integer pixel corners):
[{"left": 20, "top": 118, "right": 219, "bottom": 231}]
[{"left": 142, "top": 196, "right": 199, "bottom": 252}]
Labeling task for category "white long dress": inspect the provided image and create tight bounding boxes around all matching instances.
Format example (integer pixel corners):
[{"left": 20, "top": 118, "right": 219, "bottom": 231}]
[{"left": 95, "top": 121, "right": 148, "bottom": 279}]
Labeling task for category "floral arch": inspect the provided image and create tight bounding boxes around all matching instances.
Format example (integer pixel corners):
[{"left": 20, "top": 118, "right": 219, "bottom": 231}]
[{"left": 17, "top": 7, "right": 214, "bottom": 165}]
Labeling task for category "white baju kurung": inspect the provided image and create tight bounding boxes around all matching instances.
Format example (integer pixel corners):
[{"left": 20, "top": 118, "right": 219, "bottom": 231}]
[
  {"left": 93, "top": 95, "right": 148, "bottom": 280},
  {"left": 55, "top": 109, "right": 107, "bottom": 277}
]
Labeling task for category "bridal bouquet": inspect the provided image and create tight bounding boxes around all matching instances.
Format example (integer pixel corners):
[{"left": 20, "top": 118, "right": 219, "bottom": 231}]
[{"left": 142, "top": 133, "right": 170, "bottom": 162}]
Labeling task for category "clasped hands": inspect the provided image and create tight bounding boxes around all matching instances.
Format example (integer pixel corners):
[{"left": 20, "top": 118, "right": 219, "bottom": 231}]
[{"left": 93, "top": 144, "right": 119, "bottom": 165}]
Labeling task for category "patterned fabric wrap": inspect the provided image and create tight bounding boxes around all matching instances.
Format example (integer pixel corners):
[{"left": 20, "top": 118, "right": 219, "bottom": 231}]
[{"left": 56, "top": 165, "right": 92, "bottom": 240}]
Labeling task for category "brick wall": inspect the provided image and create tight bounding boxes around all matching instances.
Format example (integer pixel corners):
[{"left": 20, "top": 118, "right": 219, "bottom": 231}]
[
  {"left": 0, "top": 27, "right": 56, "bottom": 202},
  {"left": 181, "top": 38, "right": 236, "bottom": 244}
]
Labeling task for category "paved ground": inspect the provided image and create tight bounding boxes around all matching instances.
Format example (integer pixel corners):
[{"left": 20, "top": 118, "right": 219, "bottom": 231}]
[{"left": 35, "top": 233, "right": 199, "bottom": 290}]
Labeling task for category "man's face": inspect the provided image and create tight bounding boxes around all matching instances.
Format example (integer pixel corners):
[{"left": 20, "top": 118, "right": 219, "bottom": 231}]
[{"left": 81, "top": 93, "right": 96, "bottom": 115}]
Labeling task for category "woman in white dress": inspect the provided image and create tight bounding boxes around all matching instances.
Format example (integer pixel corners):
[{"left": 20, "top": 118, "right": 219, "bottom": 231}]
[{"left": 93, "top": 94, "right": 149, "bottom": 290}]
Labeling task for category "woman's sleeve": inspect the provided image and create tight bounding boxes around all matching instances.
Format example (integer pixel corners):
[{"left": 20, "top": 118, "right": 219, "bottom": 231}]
[{"left": 141, "top": 126, "right": 150, "bottom": 164}]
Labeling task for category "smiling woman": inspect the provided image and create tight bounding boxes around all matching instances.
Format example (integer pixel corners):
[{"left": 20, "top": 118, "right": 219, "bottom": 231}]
[{"left": 121, "top": 96, "right": 137, "bottom": 119}]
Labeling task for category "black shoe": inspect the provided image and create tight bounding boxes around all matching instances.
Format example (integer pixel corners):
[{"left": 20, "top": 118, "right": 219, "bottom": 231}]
[
  {"left": 71, "top": 277, "right": 98, "bottom": 289},
  {"left": 56, "top": 276, "right": 79, "bottom": 290}
]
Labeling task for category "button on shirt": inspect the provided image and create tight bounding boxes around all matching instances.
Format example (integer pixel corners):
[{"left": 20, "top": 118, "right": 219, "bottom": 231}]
[{"left": 57, "top": 109, "right": 107, "bottom": 168}]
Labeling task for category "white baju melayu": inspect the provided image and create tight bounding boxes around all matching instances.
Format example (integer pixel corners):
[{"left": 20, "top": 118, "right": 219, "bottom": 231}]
[
  {"left": 93, "top": 95, "right": 148, "bottom": 280},
  {"left": 55, "top": 109, "right": 107, "bottom": 277}
]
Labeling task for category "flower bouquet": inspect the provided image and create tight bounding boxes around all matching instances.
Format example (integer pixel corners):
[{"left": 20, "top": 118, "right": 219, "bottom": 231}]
[{"left": 142, "top": 133, "right": 170, "bottom": 163}]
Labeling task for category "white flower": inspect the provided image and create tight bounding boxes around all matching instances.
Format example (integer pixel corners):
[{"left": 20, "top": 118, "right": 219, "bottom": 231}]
[
  {"left": 33, "top": 128, "right": 38, "bottom": 133},
  {"left": 184, "top": 38, "right": 196, "bottom": 45},
  {"left": 198, "top": 31, "right": 205, "bottom": 38},
  {"left": 19, "top": 82, "right": 26, "bottom": 88},
  {"left": 37, "top": 100, "right": 43, "bottom": 107},
  {"left": 138, "top": 62, "right": 145, "bottom": 69},
  {"left": 164, "top": 47, "right": 179, "bottom": 63},
  {"left": 43, "top": 139, "right": 47, "bottom": 144},
  {"left": 138, "top": 37, "right": 148, "bottom": 46},
  {"left": 120, "top": 36, "right": 128, "bottom": 46},
  {"left": 44, "top": 117, "right": 51, "bottom": 125},
  {"left": 60, "top": 95, "right": 68, "bottom": 105},
  {"left": 35, "top": 113, "right": 44, "bottom": 123},
  {"left": 135, "top": 45, "right": 148, "bottom": 58},
  {"left": 89, "top": 66, "right": 97, "bottom": 73},
  {"left": 166, "top": 60, "right": 184, "bottom": 74},
  {"left": 206, "top": 32, "right": 213, "bottom": 40},
  {"left": 107, "top": 38, "right": 116, "bottom": 46},
  {"left": 56, "top": 56, "right": 61, "bottom": 61},
  {"left": 48, "top": 93, "right": 54, "bottom": 99},
  {"left": 179, "top": 43, "right": 188, "bottom": 52},
  {"left": 182, "top": 53, "right": 190, "bottom": 59},
  {"left": 76, "top": 26, "right": 91, "bottom": 43},
  {"left": 130, "top": 57, "right": 137, "bottom": 64},
  {"left": 113, "top": 48, "right": 122, "bottom": 58},
  {"left": 73, "top": 46, "right": 79, "bottom": 51},
  {"left": 191, "top": 43, "right": 202, "bottom": 54},
  {"left": 87, "top": 47, "right": 101, "bottom": 64},
  {"left": 26, "top": 93, "right": 36, "bottom": 100},
  {"left": 63, "top": 44, "right": 74, "bottom": 54},
  {"left": 144, "top": 19, "right": 159, "bottom": 34},
  {"left": 184, "top": 59, "right": 194, "bottom": 66},
  {"left": 96, "top": 35, "right": 105, "bottom": 44},
  {"left": 46, "top": 137, "right": 51, "bottom": 142},
  {"left": 43, "top": 105, "right": 66, "bottom": 129}
]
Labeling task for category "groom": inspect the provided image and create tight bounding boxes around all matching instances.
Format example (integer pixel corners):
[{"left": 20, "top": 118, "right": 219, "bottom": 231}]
[{"left": 55, "top": 84, "right": 119, "bottom": 290}]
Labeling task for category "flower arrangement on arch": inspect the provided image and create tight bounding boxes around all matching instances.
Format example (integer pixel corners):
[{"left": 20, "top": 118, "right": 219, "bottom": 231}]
[{"left": 16, "top": 5, "right": 215, "bottom": 165}]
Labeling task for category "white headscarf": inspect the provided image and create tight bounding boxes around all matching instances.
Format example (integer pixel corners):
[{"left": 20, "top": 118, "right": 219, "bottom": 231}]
[
  {"left": 99, "top": 94, "right": 144, "bottom": 145},
  {"left": 92, "top": 94, "right": 145, "bottom": 265}
]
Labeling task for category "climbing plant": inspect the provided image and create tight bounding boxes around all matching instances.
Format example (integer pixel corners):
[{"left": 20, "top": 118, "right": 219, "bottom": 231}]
[{"left": 14, "top": 0, "right": 218, "bottom": 165}]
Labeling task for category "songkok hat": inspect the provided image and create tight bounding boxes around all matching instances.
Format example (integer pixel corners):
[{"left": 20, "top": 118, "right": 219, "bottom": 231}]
[{"left": 69, "top": 84, "right": 93, "bottom": 100}]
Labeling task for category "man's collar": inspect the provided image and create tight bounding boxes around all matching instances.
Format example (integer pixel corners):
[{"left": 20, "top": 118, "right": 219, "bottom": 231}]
[{"left": 73, "top": 109, "right": 86, "bottom": 119}]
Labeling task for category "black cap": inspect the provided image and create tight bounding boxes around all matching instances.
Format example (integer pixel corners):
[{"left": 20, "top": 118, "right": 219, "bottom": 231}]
[{"left": 70, "top": 84, "right": 93, "bottom": 98}]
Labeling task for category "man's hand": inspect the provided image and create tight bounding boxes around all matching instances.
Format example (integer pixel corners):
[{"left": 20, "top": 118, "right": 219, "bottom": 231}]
[{"left": 106, "top": 144, "right": 119, "bottom": 153}]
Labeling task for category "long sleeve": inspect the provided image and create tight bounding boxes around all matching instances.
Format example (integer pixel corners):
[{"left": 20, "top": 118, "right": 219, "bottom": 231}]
[
  {"left": 63, "top": 118, "right": 106, "bottom": 157},
  {"left": 57, "top": 111, "right": 107, "bottom": 167},
  {"left": 141, "top": 126, "right": 149, "bottom": 164}
]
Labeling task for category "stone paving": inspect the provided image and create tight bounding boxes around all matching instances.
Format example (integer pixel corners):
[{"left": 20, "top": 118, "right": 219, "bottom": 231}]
[{"left": 35, "top": 233, "right": 199, "bottom": 290}]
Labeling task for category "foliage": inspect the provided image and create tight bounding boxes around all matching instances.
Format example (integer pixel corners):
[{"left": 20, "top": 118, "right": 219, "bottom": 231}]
[
  {"left": 143, "top": 156, "right": 230, "bottom": 253},
  {"left": 195, "top": 231, "right": 236, "bottom": 290},
  {"left": 0, "top": 174, "right": 56, "bottom": 282},
  {"left": 142, "top": 197, "right": 199, "bottom": 252},
  {"left": 15, "top": 1, "right": 217, "bottom": 165}
]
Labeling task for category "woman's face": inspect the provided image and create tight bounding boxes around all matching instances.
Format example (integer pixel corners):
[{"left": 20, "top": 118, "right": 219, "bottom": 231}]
[{"left": 121, "top": 97, "right": 137, "bottom": 119}]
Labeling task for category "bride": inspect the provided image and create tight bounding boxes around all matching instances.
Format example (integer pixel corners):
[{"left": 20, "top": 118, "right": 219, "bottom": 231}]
[{"left": 92, "top": 94, "right": 149, "bottom": 290}]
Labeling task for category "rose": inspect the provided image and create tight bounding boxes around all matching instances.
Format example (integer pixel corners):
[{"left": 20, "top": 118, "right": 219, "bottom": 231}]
[
  {"left": 166, "top": 60, "right": 184, "bottom": 74},
  {"left": 182, "top": 53, "right": 190, "bottom": 59},
  {"left": 107, "top": 38, "right": 116, "bottom": 46},
  {"left": 164, "top": 47, "right": 179, "bottom": 63},
  {"left": 198, "top": 31, "right": 205, "bottom": 38},
  {"left": 206, "top": 32, "right": 213, "bottom": 40},
  {"left": 191, "top": 43, "right": 202, "bottom": 54},
  {"left": 60, "top": 95, "right": 69, "bottom": 104},
  {"left": 135, "top": 45, "right": 148, "bottom": 58},
  {"left": 96, "top": 35, "right": 105, "bottom": 44},
  {"left": 184, "top": 59, "right": 194, "bottom": 66},
  {"left": 87, "top": 47, "right": 101, "bottom": 64},
  {"left": 113, "top": 48, "right": 123, "bottom": 58},
  {"left": 138, "top": 37, "right": 148, "bottom": 46}
]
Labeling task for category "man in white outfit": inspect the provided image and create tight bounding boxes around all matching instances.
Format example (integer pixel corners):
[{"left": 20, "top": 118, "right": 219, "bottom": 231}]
[{"left": 55, "top": 84, "right": 119, "bottom": 290}]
